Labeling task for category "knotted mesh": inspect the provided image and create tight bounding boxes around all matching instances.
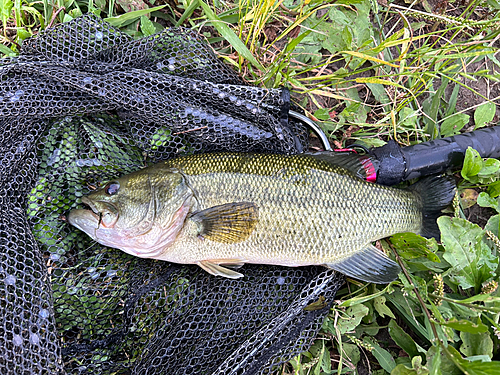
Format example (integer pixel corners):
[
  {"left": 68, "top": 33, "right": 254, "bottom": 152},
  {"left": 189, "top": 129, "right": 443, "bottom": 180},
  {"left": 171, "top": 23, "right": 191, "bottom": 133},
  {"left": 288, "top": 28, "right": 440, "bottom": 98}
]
[{"left": 0, "top": 14, "right": 343, "bottom": 374}]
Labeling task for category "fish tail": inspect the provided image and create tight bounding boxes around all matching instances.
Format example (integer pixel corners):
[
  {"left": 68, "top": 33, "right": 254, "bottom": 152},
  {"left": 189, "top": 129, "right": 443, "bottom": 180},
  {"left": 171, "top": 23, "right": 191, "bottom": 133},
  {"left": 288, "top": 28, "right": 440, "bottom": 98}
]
[{"left": 407, "top": 175, "right": 456, "bottom": 240}]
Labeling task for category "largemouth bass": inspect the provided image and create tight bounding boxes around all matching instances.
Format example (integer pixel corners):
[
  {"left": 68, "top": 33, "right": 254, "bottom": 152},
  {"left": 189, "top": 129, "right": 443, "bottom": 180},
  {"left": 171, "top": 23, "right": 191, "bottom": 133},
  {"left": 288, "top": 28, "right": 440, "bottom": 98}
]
[{"left": 67, "top": 152, "right": 455, "bottom": 283}]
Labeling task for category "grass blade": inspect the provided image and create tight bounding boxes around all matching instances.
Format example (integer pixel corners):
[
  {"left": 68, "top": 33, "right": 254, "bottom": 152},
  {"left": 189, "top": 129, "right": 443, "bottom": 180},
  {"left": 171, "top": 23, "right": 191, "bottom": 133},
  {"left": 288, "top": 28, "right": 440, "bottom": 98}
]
[
  {"left": 175, "top": 0, "right": 200, "bottom": 27},
  {"left": 104, "top": 5, "right": 168, "bottom": 28},
  {"left": 197, "top": 0, "right": 263, "bottom": 71}
]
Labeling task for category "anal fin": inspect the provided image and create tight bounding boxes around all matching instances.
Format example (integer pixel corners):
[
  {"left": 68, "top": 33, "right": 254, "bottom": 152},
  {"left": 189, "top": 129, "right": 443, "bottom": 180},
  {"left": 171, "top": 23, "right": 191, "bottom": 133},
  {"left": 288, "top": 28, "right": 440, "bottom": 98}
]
[
  {"left": 197, "top": 259, "right": 245, "bottom": 279},
  {"left": 325, "top": 244, "right": 400, "bottom": 284}
]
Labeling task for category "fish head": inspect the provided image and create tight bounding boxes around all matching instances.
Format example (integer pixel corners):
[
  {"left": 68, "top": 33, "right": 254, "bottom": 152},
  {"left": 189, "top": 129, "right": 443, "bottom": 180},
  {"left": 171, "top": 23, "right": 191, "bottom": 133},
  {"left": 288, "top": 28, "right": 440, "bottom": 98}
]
[{"left": 68, "top": 166, "right": 194, "bottom": 258}]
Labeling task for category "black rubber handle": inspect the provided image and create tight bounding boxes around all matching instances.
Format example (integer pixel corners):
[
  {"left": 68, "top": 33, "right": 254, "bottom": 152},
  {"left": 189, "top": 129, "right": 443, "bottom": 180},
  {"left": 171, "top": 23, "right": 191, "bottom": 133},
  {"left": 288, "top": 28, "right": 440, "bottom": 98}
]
[{"left": 371, "top": 125, "right": 500, "bottom": 185}]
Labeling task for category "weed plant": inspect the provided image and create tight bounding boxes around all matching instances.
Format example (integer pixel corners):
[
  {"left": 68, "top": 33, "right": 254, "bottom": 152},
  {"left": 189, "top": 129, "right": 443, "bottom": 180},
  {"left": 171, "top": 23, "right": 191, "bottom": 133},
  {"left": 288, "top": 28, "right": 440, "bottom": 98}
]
[{"left": 2, "top": 0, "right": 500, "bottom": 373}]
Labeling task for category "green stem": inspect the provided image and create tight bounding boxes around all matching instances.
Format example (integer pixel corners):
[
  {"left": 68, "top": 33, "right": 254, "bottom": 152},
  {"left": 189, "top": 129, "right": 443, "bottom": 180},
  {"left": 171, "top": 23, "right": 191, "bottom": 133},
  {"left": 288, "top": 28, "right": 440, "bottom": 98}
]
[
  {"left": 429, "top": 293, "right": 500, "bottom": 313},
  {"left": 388, "top": 241, "right": 440, "bottom": 342}
]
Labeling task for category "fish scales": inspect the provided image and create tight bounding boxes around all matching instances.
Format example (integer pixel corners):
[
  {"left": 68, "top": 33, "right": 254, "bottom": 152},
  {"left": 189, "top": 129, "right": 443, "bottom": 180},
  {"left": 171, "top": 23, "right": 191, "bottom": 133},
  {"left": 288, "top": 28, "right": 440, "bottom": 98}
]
[
  {"left": 161, "top": 153, "right": 422, "bottom": 265},
  {"left": 68, "top": 152, "right": 455, "bottom": 283}
]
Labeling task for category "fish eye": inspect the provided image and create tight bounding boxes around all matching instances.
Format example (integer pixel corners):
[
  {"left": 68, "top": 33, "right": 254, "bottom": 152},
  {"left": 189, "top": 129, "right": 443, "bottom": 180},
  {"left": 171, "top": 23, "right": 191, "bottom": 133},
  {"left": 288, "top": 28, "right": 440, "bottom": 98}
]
[{"left": 105, "top": 182, "right": 120, "bottom": 196}]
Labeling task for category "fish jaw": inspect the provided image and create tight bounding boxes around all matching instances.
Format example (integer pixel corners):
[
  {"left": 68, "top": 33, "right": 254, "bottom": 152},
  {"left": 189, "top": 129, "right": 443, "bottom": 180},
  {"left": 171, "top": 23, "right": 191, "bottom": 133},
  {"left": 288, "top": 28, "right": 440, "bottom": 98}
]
[{"left": 67, "top": 209, "right": 101, "bottom": 242}]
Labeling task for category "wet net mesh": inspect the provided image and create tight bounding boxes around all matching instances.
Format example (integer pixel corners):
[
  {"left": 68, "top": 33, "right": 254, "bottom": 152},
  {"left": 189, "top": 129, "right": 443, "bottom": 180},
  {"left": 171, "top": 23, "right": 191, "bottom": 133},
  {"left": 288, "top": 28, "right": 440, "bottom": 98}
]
[{"left": 0, "top": 14, "right": 344, "bottom": 374}]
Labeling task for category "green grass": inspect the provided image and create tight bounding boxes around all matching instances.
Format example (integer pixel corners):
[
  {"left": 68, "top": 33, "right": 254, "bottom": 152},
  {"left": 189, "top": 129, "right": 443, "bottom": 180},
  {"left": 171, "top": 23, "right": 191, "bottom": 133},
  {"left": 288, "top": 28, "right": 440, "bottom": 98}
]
[{"left": 3, "top": 0, "right": 500, "bottom": 373}]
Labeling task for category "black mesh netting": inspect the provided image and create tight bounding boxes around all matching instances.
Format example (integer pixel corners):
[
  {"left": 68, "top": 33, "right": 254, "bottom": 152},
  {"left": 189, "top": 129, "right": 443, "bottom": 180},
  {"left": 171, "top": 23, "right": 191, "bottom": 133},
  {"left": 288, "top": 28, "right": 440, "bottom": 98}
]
[{"left": 0, "top": 14, "right": 344, "bottom": 374}]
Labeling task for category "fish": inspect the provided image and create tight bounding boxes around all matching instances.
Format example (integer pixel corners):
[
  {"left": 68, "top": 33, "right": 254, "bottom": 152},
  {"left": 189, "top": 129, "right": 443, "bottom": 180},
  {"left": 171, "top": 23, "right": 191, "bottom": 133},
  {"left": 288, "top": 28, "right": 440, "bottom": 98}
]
[{"left": 67, "top": 152, "right": 456, "bottom": 284}]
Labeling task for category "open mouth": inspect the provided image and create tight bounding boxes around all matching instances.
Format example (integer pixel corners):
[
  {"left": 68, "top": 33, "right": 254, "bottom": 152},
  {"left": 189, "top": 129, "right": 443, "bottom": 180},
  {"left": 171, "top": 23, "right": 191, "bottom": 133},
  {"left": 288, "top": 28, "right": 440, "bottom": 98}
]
[{"left": 81, "top": 196, "right": 101, "bottom": 220}]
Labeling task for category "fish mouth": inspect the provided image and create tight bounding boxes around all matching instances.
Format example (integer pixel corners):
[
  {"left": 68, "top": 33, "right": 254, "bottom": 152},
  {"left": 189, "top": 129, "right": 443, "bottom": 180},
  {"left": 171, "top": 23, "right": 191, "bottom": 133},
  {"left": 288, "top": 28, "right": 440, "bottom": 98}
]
[
  {"left": 81, "top": 197, "right": 119, "bottom": 221},
  {"left": 81, "top": 196, "right": 100, "bottom": 219}
]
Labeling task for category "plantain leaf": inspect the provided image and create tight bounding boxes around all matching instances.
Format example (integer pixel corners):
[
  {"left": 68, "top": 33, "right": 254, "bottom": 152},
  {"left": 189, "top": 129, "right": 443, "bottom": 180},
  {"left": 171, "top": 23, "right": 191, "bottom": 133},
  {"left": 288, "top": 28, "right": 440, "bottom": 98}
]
[
  {"left": 487, "top": 181, "right": 500, "bottom": 198},
  {"left": 477, "top": 192, "right": 500, "bottom": 213},
  {"left": 373, "top": 296, "right": 396, "bottom": 319},
  {"left": 445, "top": 345, "right": 500, "bottom": 375},
  {"left": 140, "top": 15, "right": 156, "bottom": 36},
  {"left": 364, "top": 336, "right": 396, "bottom": 373},
  {"left": 461, "top": 147, "right": 483, "bottom": 182},
  {"left": 438, "top": 217, "right": 498, "bottom": 292},
  {"left": 439, "top": 318, "right": 489, "bottom": 333},
  {"left": 336, "top": 304, "right": 370, "bottom": 335},
  {"left": 474, "top": 102, "right": 495, "bottom": 129},
  {"left": 440, "top": 113, "right": 470, "bottom": 137},
  {"left": 460, "top": 331, "right": 493, "bottom": 359},
  {"left": 388, "top": 319, "right": 420, "bottom": 358},
  {"left": 390, "top": 233, "right": 440, "bottom": 262}
]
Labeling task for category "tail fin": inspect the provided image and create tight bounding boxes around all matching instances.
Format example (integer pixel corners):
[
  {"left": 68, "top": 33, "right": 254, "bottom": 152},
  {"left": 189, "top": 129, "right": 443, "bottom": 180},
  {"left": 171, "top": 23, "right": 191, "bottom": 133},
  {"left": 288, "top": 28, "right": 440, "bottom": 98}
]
[{"left": 407, "top": 176, "right": 456, "bottom": 240}]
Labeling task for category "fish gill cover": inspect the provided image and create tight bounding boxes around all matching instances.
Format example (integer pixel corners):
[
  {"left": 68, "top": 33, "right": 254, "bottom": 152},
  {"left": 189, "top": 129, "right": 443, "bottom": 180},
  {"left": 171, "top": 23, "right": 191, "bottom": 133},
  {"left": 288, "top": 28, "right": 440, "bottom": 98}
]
[{"left": 0, "top": 14, "right": 344, "bottom": 374}]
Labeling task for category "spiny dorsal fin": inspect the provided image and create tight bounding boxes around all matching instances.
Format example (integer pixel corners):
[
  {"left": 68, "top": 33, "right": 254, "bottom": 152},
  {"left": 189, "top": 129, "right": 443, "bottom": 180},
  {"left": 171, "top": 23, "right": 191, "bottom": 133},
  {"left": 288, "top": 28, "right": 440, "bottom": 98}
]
[
  {"left": 325, "top": 244, "right": 400, "bottom": 284},
  {"left": 190, "top": 202, "right": 259, "bottom": 243},
  {"left": 306, "top": 151, "right": 378, "bottom": 180}
]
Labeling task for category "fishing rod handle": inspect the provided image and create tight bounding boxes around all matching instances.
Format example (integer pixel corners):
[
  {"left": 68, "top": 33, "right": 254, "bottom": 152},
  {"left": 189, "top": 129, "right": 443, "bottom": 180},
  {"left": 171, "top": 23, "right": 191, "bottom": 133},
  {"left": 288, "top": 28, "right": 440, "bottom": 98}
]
[{"left": 371, "top": 125, "right": 500, "bottom": 185}]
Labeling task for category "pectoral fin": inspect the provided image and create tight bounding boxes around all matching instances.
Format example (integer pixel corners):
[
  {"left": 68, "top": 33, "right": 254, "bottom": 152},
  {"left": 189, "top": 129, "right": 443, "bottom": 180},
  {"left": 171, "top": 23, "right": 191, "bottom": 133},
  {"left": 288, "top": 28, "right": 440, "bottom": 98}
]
[
  {"left": 197, "top": 260, "right": 245, "bottom": 279},
  {"left": 325, "top": 244, "right": 401, "bottom": 284},
  {"left": 190, "top": 202, "right": 258, "bottom": 243}
]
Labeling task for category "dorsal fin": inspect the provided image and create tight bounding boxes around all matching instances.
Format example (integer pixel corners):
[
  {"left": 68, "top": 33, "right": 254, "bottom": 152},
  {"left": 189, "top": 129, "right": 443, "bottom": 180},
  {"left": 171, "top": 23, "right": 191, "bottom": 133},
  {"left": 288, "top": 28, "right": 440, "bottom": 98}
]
[
  {"left": 306, "top": 152, "right": 378, "bottom": 181},
  {"left": 190, "top": 202, "right": 259, "bottom": 243}
]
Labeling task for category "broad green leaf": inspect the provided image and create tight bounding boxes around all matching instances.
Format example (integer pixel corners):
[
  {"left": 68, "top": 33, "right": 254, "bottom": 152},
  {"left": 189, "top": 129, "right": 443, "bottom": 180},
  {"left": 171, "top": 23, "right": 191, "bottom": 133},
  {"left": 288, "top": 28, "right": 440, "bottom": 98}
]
[
  {"left": 461, "top": 147, "right": 483, "bottom": 181},
  {"left": 374, "top": 296, "right": 396, "bottom": 319},
  {"left": 390, "top": 233, "right": 440, "bottom": 262},
  {"left": 462, "top": 361, "right": 500, "bottom": 374},
  {"left": 446, "top": 341, "right": 500, "bottom": 375},
  {"left": 364, "top": 336, "right": 396, "bottom": 373},
  {"left": 485, "top": 214, "right": 499, "bottom": 237},
  {"left": 487, "top": 181, "right": 500, "bottom": 198},
  {"left": 197, "top": 0, "right": 263, "bottom": 71},
  {"left": 477, "top": 192, "right": 499, "bottom": 213},
  {"left": 320, "top": 340, "right": 332, "bottom": 374},
  {"left": 392, "top": 356, "right": 429, "bottom": 375},
  {"left": 439, "top": 318, "right": 489, "bottom": 333},
  {"left": 438, "top": 216, "right": 498, "bottom": 292},
  {"left": 341, "top": 342, "right": 360, "bottom": 366},
  {"left": 440, "top": 113, "right": 470, "bottom": 137},
  {"left": 140, "top": 15, "right": 156, "bottom": 36},
  {"left": 428, "top": 345, "right": 442, "bottom": 375},
  {"left": 460, "top": 331, "right": 493, "bottom": 359},
  {"left": 428, "top": 345, "right": 461, "bottom": 375},
  {"left": 478, "top": 159, "right": 500, "bottom": 178},
  {"left": 474, "top": 102, "right": 495, "bottom": 129},
  {"left": 336, "top": 303, "right": 370, "bottom": 334},
  {"left": 391, "top": 363, "right": 425, "bottom": 375},
  {"left": 16, "top": 27, "right": 31, "bottom": 40},
  {"left": 313, "top": 108, "right": 331, "bottom": 121},
  {"left": 398, "top": 107, "right": 419, "bottom": 129},
  {"left": 104, "top": 5, "right": 167, "bottom": 27},
  {"left": 388, "top": 319, "right": 420, "bottom": 358},
  {"left": 366, "top": 82, "right": 390, "bottom": 105}
]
